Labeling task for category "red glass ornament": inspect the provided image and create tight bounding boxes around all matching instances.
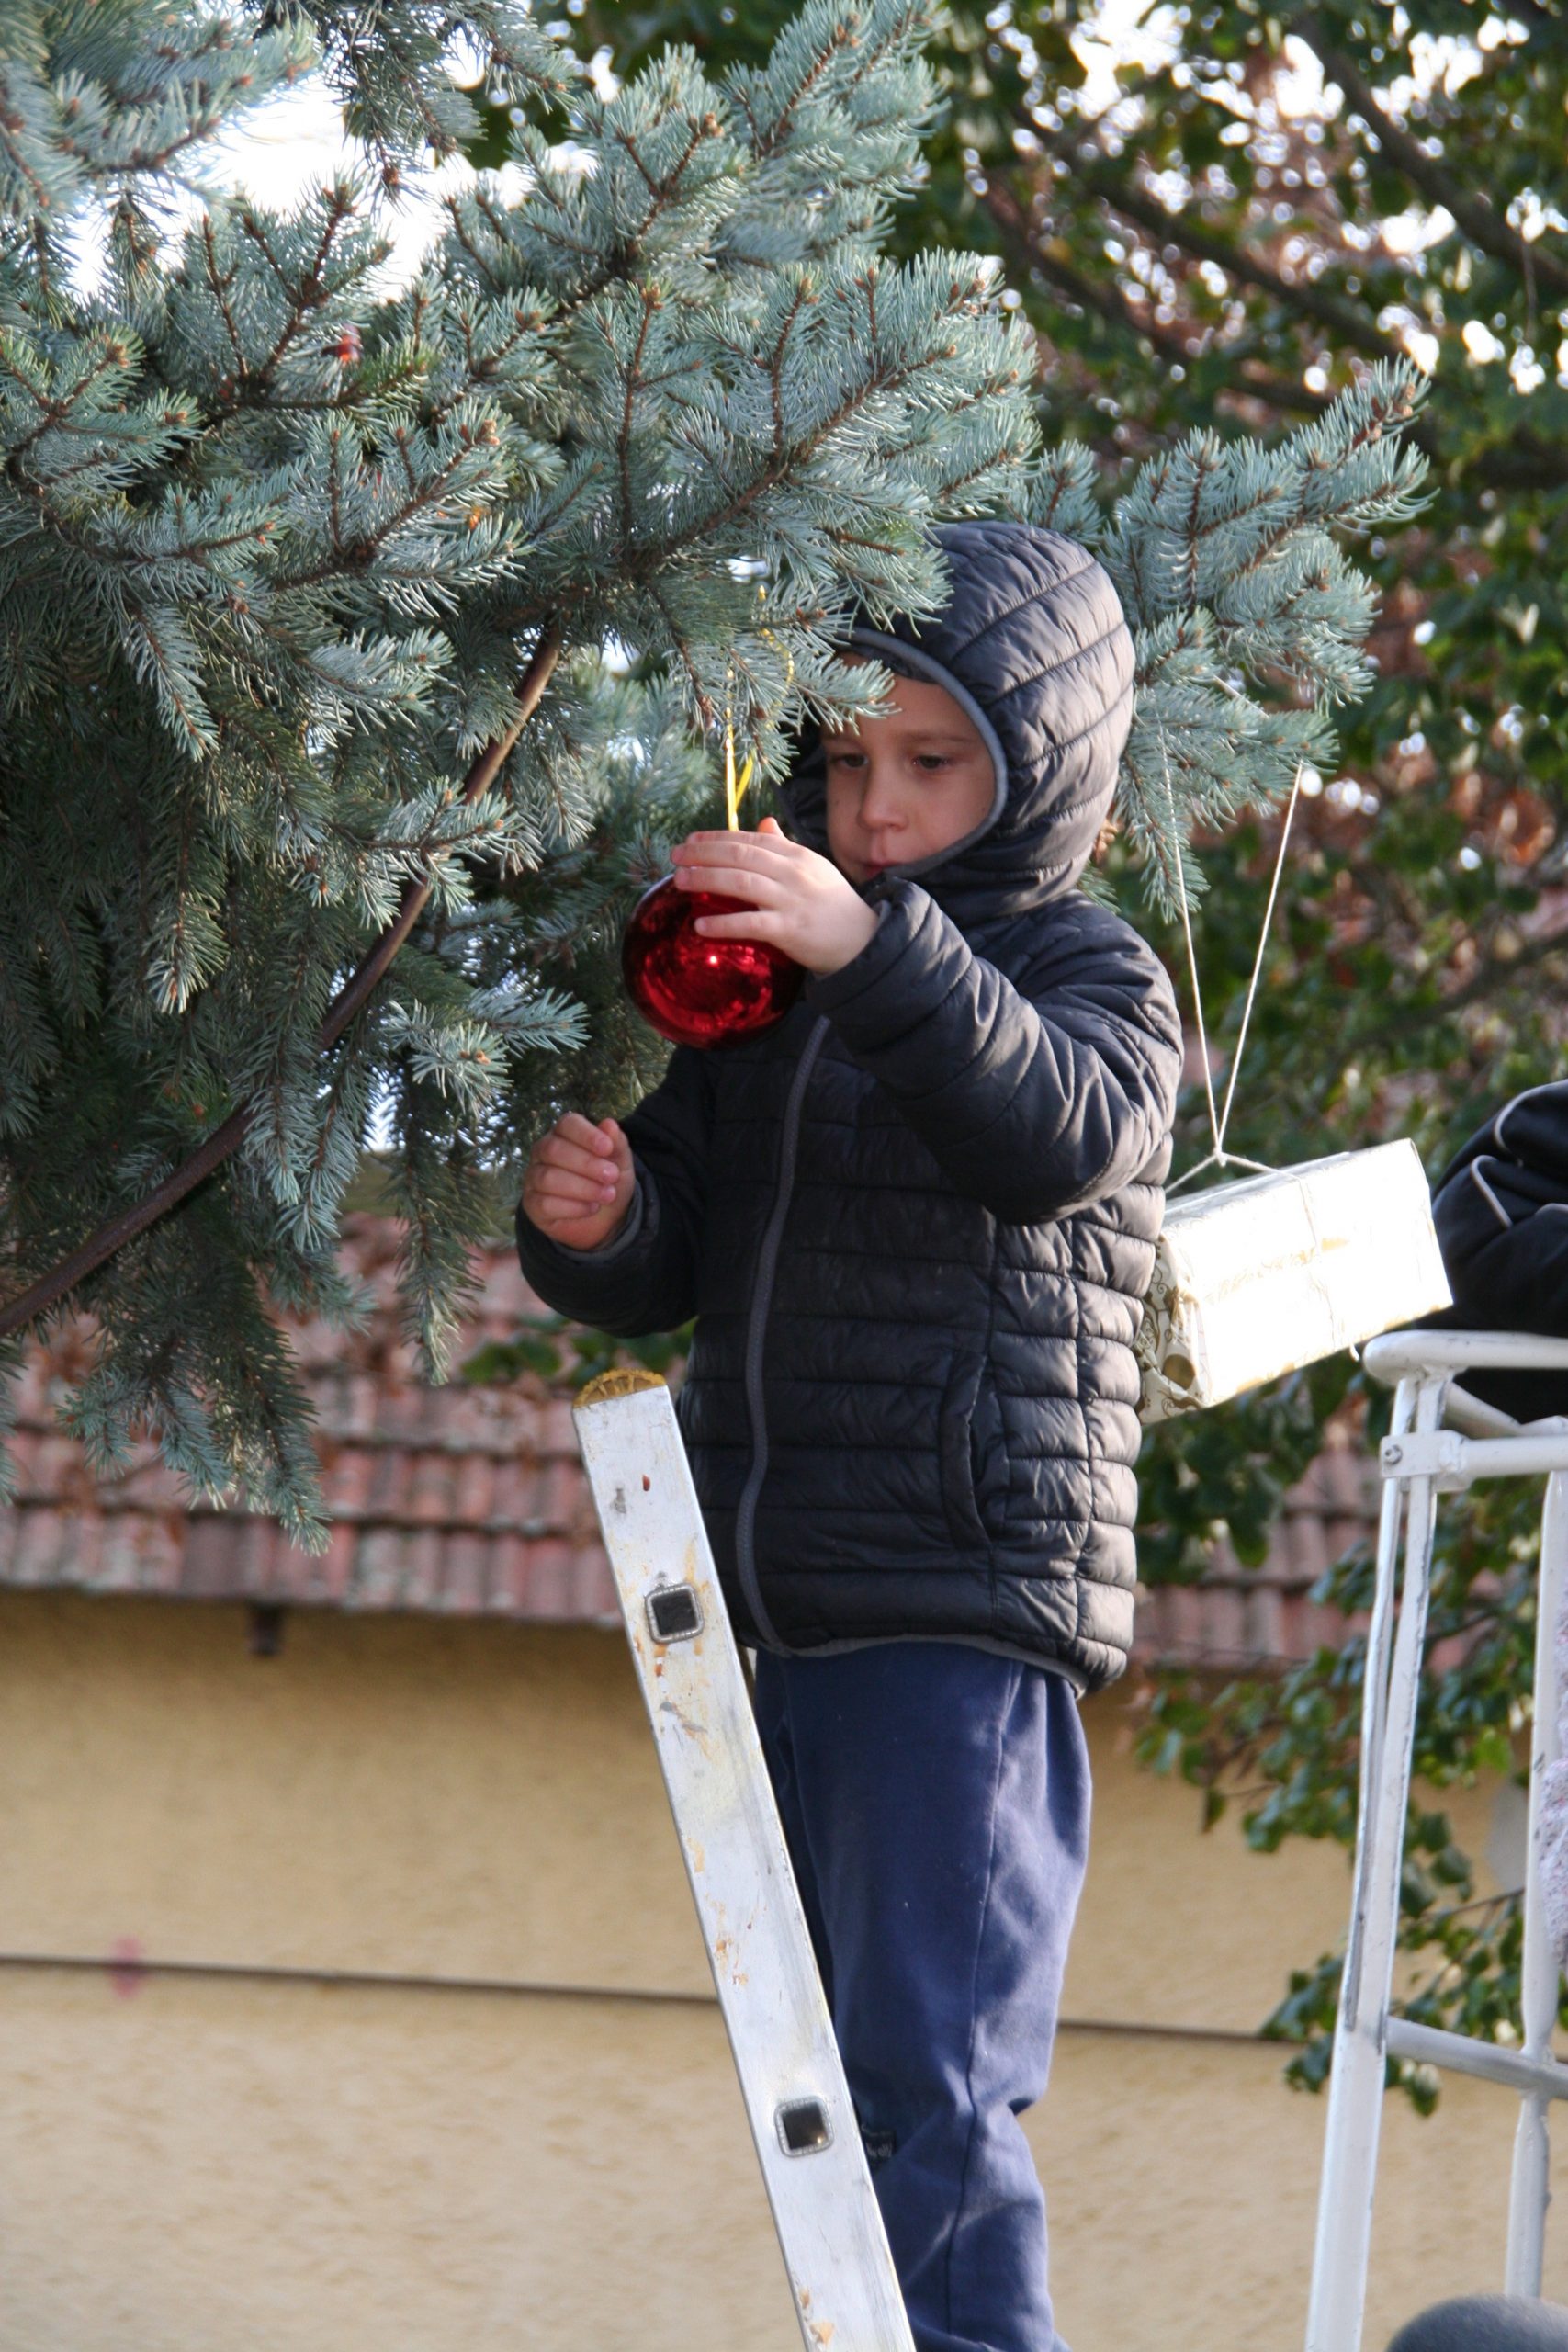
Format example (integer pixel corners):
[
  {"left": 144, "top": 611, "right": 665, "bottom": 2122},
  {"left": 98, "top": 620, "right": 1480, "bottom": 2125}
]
[{"left": 622, "top": 876, "right": 803, "bottom": 1049}]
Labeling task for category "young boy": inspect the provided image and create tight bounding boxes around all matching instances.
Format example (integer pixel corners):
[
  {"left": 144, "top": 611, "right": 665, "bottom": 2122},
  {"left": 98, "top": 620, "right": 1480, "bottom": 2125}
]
[{"left": 517, "top": 520, "right": 1181, "bottom": 2352}]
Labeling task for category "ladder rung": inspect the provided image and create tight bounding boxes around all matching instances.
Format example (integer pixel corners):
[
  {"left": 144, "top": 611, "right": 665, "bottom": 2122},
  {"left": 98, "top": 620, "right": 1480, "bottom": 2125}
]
[
  {"left": 1381, "top": 1430, "right": 1568, "bottom": 1484},
  {"left": 1385, "top": 2017, "right": 1568, "bottom": 2100},
  {"left": 1365, "top": 1330, "right": 1568, "bottom": 1380}
]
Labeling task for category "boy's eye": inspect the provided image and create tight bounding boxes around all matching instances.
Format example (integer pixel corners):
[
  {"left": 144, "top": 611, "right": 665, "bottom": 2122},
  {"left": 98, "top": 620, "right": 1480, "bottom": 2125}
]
[
  {"left": 825, "top": 748, "right": 865, "bottom": 768},
  {"left": 913, "top": 755, "right": 953, "bottom": 773}
]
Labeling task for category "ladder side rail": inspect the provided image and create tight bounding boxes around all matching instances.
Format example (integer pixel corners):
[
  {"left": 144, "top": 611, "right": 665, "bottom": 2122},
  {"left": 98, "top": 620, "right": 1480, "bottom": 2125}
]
[
  {"left": 1342, "top": 1377, "right": 1419, "bottom": 2030},
  {"left": 573, "top": 1383, "right": 917, "bottom": 2352},
  {"left": 1506, "top": 1467, "right": 1568, "bottom": 2295},
  {"left": 1305, "top": 1374, "right": 1445, "bottom": 2352}
]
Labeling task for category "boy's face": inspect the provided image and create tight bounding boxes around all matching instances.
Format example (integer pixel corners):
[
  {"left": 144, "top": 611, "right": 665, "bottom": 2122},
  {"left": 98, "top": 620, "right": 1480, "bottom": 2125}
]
[{"left": 822, "top": 668, "right": 998, "bottom": 883}]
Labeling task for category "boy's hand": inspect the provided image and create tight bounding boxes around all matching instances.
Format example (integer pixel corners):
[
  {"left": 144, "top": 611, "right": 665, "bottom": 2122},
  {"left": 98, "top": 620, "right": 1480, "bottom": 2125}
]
[
  {"left": 520, "top": 1114, "right": 635, "bottom": 1250},
  {"left": 671, "top": 817, "right": 878, "bottom": 977}
]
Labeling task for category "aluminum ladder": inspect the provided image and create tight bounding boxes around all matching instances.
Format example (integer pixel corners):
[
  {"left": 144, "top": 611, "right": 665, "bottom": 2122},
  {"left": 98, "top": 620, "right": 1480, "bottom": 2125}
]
[
  {"left": 1306, "top": 1329, "right": 1568, "bottom": 2350},
  {"left": 571, "top": 1369, "right": 916, "bottom": 2352}
]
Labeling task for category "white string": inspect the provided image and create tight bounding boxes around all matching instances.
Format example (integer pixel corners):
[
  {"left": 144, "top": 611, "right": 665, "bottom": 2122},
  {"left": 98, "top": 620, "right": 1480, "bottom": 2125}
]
[
  {"left": 1215, "top": 758, "right": 1305, "bottom": 1159},
  {"left": 1166, "top": 1148, "right": 1276, "bottom": 1197},
  {"left": 1156, "top": 729, "right": 1223, "bottom": 1166},
  {"left": 1156, "top": 730, "right": 1306, "bottom": 1195}
]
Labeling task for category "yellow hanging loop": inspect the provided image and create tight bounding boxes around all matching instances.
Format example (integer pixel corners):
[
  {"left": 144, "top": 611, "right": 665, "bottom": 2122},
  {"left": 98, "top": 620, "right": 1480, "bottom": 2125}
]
[
  {"left": 755, "top": 578, "right": 795, "bottom": 691},
  {"left": 724, "top": 726, "right": 756, "bottom": 831},
  {"left": 723, "top": 662, "right": 755, "bottom": 831}
]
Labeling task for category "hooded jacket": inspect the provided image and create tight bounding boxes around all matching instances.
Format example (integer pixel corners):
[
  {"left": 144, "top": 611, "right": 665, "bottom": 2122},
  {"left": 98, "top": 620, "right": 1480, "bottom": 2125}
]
[{"left": 518, "top": 521, "right": 1182, "bottom": 1690}]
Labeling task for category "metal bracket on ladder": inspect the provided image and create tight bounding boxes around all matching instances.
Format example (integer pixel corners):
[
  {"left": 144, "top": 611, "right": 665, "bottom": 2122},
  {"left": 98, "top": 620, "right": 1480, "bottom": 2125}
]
[{"left": 573, "top": 1371, "right": 916, "bottom": 2352}]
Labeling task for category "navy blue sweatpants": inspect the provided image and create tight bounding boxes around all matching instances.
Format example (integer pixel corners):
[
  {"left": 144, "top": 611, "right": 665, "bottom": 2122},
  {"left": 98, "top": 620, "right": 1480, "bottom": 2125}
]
[{"left": 752, "top": 1643, "right": 1090, "bottom": 2352}]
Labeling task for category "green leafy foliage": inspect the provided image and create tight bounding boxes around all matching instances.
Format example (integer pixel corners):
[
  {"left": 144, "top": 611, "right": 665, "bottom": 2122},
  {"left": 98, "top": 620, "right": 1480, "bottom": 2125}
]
[{"left": 463, "top": 1310, "right": 692, "bottom": 1391}]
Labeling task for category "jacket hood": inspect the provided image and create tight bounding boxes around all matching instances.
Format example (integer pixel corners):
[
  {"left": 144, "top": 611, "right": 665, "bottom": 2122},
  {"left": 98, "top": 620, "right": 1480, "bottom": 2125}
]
[{"left": 784, "top": 519, "right": 1135, "bottom": 926}]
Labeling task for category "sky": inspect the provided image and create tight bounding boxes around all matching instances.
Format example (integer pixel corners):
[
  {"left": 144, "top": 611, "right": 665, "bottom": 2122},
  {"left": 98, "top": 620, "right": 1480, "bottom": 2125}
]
[
  {"left": 177, "top": 5, "right": 1549, "bottom": 391},
  {"left": 193, "top": 1, "right": 1177, "bottom": 288}
]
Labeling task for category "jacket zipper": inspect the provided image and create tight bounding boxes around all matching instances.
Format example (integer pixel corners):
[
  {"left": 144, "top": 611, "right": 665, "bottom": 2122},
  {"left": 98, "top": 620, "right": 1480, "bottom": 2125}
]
[{"left": 733, "top": 1015, "right": 830, "bottom": 1650}]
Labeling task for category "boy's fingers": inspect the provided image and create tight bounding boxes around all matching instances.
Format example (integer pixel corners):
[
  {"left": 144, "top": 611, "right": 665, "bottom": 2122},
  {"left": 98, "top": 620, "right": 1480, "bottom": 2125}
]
[
  {"left": 522, "top": 1108, "right": 629, "bottom": 1242},
  {"left": 542, "top": 1124, "right": 617, "bottom": 1168},
  {"left": 693, "top": 909, "right": 786, "bottom": 945},
  {"left": 675, "top": 850, "right": 796, "bottom": 893},
  {"left": 674, "top": 831, "right": 801, "bottom": 868},
  {"left": 600, "top": 1122, "right": 634, "bottom": 1176},
  {"left": 536, "top": 1166, "right": 615, "bottom": 1204},
  {"left": 532, "top": 1164, "right": 616, "bottom": 1204},
  {"left": 557, "top": 1110, "right": 615, "bottom": 1154},
  {"left": 673, "top": 836, "right": 779, "bottom": 863},
  {"left": 531, "top": 1170, "right": 608, "bottom": 1207},
  {"left": 535, "top": 1202, "right": 610, "bottom": 1236},
  {"left": 678, "top": 873, "right": 787, "bottom": 908},
  {"left": 528, "top": 1205, "right": 613, "bottom": 1241},
  {"left": 537, "top": 1136, "right": 615, "bottom": 1181},
  {"left": 528, "top": 1194, "right": 613, "bottom": 1233}
]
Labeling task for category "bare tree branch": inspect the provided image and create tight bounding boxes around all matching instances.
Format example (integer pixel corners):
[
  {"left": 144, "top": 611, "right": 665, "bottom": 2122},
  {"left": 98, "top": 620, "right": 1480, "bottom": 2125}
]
[
  {"left": 1293, "top": 12, "right": 1568, "bottom": 300},
  {"left": 1078, "top": 165, "right": 1389, "bottom": 361},
  {"left": 982, "top": 178, "right": 1191, "bottom": 362},
  {"left": 1011, "top": 141, "right": 1568, "bottom": 483},
  {"left": 984, "top": 177, "right": 1334, "bottom": 417}
]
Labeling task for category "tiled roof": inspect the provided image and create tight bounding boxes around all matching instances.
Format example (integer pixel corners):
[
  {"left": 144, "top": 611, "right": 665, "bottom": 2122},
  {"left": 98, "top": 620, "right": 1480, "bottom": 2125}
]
[
  {"left": 3, "top": 1219, "right": 615, "bottom": 1623},
  {"left": 1, "top": 1217, "right": 1379, "bottom": 1665}
]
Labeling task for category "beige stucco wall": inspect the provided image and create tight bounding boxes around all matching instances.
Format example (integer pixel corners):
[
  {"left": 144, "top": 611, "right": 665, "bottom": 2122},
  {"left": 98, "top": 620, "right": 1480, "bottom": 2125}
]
[{"left": 0, "top": 1590, "right": 1559, "bottom": 2351}]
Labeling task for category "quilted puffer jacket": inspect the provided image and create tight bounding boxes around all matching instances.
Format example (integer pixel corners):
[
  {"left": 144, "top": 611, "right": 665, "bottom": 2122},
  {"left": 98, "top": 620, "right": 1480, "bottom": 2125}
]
[{"left": 518, "top": 521, "right": 1182, "bottom": 1690}]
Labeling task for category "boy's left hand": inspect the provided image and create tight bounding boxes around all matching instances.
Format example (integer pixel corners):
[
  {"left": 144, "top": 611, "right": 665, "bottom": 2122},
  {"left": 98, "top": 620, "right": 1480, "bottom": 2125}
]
[{"left": 671, "top": 817, "right": 878, "bottom": 978}]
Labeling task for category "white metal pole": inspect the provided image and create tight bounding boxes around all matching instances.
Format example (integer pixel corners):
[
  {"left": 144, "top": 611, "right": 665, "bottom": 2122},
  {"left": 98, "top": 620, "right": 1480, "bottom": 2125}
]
[
  {"left": 1365, "top": 1332, "right": 1568, "bottom": 1382},
  {"left": 1506, "top": 1469, "right": 1568, "bottom": 2294},
  {"left": 1305, "top": 1375, "right": 1441, "bottom": 2352},
  {"left": 573, "top": 1374, "right": 917, "bottom": 2352}
]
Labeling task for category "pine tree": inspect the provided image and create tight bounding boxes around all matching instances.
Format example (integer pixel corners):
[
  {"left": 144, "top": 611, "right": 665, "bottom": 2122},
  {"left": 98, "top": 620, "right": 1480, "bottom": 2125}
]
[{"left": 0, "top": 0, "right": 1424, "bottom": 1541}]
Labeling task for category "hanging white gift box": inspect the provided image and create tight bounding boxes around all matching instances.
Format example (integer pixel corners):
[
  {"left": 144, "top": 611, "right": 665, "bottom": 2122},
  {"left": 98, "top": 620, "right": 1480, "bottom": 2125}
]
[{"left": 1136, "top": 1140, "right": 1452, "bottom": 1424}]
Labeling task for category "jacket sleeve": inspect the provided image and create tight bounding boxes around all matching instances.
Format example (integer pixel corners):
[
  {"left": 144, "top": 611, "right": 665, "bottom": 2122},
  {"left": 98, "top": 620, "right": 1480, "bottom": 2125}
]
[
  {"left": 514, "top": 1046, "right": 713, "bottom": 1336},
  {"left": 805, "top": 881, "right": 1181, "bottom": 1225}
]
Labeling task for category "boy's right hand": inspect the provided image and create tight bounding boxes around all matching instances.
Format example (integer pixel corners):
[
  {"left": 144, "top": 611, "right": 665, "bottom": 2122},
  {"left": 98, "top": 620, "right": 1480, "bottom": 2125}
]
[{"left": 520, "top": 1114, "right": 635, "bottom": 1251}]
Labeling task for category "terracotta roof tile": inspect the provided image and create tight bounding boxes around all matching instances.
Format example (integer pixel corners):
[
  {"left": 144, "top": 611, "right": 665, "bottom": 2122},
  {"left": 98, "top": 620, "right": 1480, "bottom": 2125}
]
[
  {"left": 1131, "top": 1431, "right": 1377, "bottom": 1672},
  {"left": 1, "top": 1216, "right": 1378, "bottom": 1663},
  {"left": 1282, "top": 1509, "right": 1333, "bottom": 1585},
  {"left": 1241, "top": 1581, "right": 1283, "bottom": 1661}
]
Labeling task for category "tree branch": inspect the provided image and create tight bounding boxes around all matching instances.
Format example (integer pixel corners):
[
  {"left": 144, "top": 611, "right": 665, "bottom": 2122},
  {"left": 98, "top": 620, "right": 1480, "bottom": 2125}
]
[
  {"left": 1016, "top": 151, "right": 1568, "bottom": 481},
  {"left": 1293, "top": 13, "right": 1568, "bottom": 300},
  {"left": 1467, "top": 434, "right": 1568, "bottom": 492},
  {"left": 1079, "top": 165, "right": 1390, "bottom": 361},
  {"left": 981, "top": 178, "right": 1193, "bottom": 365},
  {"left": 0, "top": 622, "right": 563, "bottom": 1344},
  {"left": 985, "top": 170, "right": 1325, "bottom": 424}
]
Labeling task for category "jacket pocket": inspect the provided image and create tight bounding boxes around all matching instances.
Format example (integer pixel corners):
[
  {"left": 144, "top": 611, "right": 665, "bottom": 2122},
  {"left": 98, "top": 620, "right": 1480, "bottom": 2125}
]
[{"left": 940, "top": 1350, "right": 1008, "bottom": 1548}]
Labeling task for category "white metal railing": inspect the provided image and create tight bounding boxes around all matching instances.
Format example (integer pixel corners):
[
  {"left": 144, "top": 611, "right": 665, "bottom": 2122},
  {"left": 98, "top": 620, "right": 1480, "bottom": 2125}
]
[{"left": 1305, "top": 1330, "right": 1568, "bottom": 2350}]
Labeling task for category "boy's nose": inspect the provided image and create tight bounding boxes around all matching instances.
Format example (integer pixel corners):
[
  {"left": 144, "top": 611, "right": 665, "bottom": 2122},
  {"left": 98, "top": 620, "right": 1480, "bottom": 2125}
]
[{"left": 858, "top": 767, "right": 905, "bottom": 831}]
